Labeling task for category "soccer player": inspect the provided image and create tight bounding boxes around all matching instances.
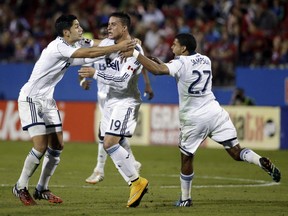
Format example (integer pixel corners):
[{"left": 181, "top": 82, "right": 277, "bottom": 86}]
[
  {"left": 12, "top": 14, "right": 135, "bottom": 206},
  {"left": 78, "top": 12, "right": 149, "bottom": 208},
  {"left": 123, "top": 33, "right": 281, "bottom": 207},
  {"left": 79, "top": 24, "right": 154, "bottom": 185},
  {"left": 80, "top": 66, "right": 153, "bottom": 185}
]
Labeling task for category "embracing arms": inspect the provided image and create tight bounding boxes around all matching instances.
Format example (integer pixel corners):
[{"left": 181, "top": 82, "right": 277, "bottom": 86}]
[{"left": 72, "top": 39, "right": 136, "bottom": 58}]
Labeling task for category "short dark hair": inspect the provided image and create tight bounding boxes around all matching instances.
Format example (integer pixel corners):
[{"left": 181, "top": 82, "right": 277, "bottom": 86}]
[
  {"left": 175, "top": 33, "right": 197, "bottom": 54},
  {"left": 55, "top": 14, "right": 77, "bottom": 37},
  {"left": 109, "top": 12, "right": 131, "bottom": 32}
]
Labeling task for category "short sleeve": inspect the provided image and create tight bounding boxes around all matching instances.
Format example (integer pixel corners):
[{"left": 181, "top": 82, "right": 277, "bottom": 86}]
[
  {"left": 165, "top": 58, "right": 183, "bottom": 78},
  {"left": 57, "top": 42, "right": 80, "bottom": 58}
]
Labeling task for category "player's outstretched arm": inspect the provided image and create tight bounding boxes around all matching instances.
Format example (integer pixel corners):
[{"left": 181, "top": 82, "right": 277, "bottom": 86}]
[
  {"left": 122, "top": 49, "right": 169, "bottom": 75},
  {"left": 72, "top": 39, "right": 136, "bottom": 58}
]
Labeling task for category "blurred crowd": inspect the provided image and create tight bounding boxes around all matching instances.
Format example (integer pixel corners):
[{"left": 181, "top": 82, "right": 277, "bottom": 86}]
[{"left": 0, "top": 0, "right": 288, "bottom": 86}]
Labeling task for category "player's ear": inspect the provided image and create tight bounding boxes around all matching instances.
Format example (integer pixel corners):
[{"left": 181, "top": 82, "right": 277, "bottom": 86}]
[
  {"left": 63, "top": 29, "right": 70, "bottom": 37},
  {"left": 181, "top": 45, "right": 187, "bottom": 54}
]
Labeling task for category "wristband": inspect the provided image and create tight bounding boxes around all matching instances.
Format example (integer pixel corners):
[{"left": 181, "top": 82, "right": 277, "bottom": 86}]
[
  {"left": 133, "top": 49, "right": 140, "bottom": 59},
  {"left": 80, "top": 78, "right": 86, "bottom": 87},
  {"left": 93, "top": 70, "right": 98, "bottom": 80}
]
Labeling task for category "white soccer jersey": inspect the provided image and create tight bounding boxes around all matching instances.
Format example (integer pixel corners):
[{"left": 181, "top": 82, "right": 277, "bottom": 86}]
[
  {"left": 18, "top": 37, "right": 93, "bottom": 101},
  {"left": 94, "top": 38, "right": 143, "bottom": 137},
  {"left": 96, "top": 38, "right": 143, "bottom": 101},
  {"left": 92, "top": 39, "right": 111, "bottom": 111},
  {"left": 17, "top": 37, "right": 94, "bottom": 135},
  {"left": 95, "top": 80, "right": 108, "bottom": 113},
  {"left": 165, "top": 53, "right": 216, "bottom": 121},
  {"left": 165, "top": 53, "right": 238, "bottom": 154}
]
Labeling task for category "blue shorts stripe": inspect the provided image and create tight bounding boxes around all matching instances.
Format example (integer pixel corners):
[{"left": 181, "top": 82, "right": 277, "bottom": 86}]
[
  {"left": 46, "top": 124, "right": 62, "bottom": 128},
  {"left": 27, "top": 97, "right": 37, "bottom": 124},
  {"left": 120, "top": 107, "right": 132, "bottom": 135},
  {"left": 23, "top": 122, "right": 45, "bottom": 130},
  {"left": 105, "top": 132, "right": 132, "bottom": 138}
]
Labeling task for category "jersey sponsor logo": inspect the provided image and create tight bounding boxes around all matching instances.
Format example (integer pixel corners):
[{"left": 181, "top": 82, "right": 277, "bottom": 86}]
[{"left": 98, "top": 58, "right": 120, "bottom": 71}]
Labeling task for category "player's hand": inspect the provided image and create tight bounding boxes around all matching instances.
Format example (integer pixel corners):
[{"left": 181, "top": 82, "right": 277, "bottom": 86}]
[
  {"left": 134, "top": 37, "right": 142, "bottom": 46},
  {"left": 144, "top": 86, "right": 154, "bottom": 100},
  {"left": 118, "top": 39, "right": 136, "bottom": 52},
  {"left": 80, "top": 79, "right": 92, "bottom": 90},
  {"left": 78, "top": 66, "right": 95, "bottom": 78}
]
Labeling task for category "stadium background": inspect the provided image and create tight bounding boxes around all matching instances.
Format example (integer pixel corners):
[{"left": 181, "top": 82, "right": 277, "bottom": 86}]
[{"left": 0, "top": 0, "right": 288, "bottom": 150}]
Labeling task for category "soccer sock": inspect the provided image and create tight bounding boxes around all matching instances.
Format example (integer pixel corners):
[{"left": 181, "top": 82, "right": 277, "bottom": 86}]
[
  {"left": 36, "top": 147, "right": 61, "bottom": 191},
  {"left": 180, "top": 172, "right": 194, "bottom": 201},
  {"left": 106, "top": 144, "right": 138, "bottom": 182},
  {"left": 17, "top": 148, "right": 44, "bottom": 189},
  {"left": 117, "top": 165, "right": 130, "bottom": 184},
  {"left": 119, "top": 138, "right": 136, "bottom": 162},
  {"left": 115, "top": 139, "right": 133, "bottom": 185},
  {"left": 240, "top": 148, "right": 261, "bottom": 166},
  {"left": 119, "top": 137, "right": 141, "bottom": 173},
  {"left": 94, "top": 139, "right": 107, "bottom": 174}
]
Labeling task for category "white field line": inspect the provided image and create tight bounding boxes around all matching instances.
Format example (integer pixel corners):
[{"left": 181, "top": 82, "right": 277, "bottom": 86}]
[
  {"left": 1, "top": 175, "right": 280, "bottom": 189},
  {"left": 158, "top": 175, "right": 280, "bottom": 188}
]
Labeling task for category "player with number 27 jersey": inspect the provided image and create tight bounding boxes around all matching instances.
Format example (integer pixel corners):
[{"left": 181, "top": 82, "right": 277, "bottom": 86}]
[
  {"left": 166, "top": 53, "right": 215, "bottom": 114},
  {"left": 128, "top": 32, "right": 281, "bottom": 208},
  {"left": 166, "top": 53, "right": 236, "bottom": 154}
]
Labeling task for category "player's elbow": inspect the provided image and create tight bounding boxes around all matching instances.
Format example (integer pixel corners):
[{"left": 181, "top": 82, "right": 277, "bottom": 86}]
[
  {"left": 149, "top": 66, "right": 169, "bottom": 75},
  {"left": 72, "top": 48, "right": 96, "bottom": 58}
]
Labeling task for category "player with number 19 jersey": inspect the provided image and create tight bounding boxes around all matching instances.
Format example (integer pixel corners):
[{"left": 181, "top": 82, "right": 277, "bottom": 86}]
[{"left": 95, "top": 38, "right": 144, "bottom": 138}]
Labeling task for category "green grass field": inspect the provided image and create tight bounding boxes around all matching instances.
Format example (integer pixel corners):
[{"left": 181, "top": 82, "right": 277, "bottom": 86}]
[{"left": 0, "top": 141, "right": 287, "bottom": 216}]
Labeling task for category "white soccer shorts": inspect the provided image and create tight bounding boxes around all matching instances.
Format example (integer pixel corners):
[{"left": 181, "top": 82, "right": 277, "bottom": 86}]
[
  {"left": 18, "top": 97, "right": 62, "bottom": 137},
  {"left": 179, "top": 101, "right": 238, "bottom": 155},
  {"left": 100, "top": 99, "right": 140, "bottom": 138}
]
